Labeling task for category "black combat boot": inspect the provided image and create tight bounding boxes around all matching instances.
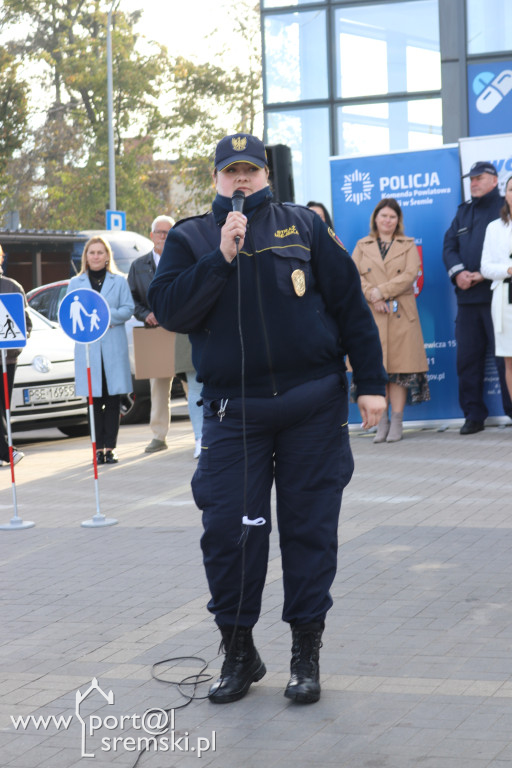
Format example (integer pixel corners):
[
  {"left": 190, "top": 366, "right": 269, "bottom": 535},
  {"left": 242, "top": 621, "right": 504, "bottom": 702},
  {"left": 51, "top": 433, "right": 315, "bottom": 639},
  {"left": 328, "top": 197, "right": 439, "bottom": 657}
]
[
  {"left": 284, "top": 622, "right": 324, "bottom": 704},
  {"left": 208, "top": 625, "right": 266, "bottom": 704}
]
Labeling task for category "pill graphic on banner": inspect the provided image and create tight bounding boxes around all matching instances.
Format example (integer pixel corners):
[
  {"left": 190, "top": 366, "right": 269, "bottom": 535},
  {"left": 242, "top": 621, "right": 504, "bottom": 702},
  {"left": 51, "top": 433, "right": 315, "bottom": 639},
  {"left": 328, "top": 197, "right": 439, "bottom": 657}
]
[{"left": 475, "top": 69, "right": 512, "bottom": 114}]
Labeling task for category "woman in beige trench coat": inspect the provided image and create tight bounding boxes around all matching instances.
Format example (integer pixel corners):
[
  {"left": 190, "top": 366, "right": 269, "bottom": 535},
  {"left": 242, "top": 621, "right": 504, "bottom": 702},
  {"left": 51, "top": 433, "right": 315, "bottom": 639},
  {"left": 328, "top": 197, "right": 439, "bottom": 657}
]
[{"left": 352, "top": 198, "right": 429, "bottom": 443}]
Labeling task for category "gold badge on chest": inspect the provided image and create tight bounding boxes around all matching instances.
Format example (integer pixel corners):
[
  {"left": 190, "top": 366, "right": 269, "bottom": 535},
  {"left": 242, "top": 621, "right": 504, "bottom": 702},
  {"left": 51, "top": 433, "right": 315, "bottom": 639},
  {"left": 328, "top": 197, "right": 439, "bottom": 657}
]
[{"left": 291, "top": 269, "right": 306, "bottom": 297}]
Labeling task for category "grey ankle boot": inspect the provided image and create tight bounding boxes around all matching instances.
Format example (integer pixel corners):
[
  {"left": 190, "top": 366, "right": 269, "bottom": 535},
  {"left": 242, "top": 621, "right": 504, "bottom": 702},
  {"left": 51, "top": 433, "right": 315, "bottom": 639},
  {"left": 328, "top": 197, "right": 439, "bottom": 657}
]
[
  {"left": 386, "top": 412, "right": 403, "bottom": 442},
  {"left": 373, "top": 410, "right": 390, "bottom": 443}
]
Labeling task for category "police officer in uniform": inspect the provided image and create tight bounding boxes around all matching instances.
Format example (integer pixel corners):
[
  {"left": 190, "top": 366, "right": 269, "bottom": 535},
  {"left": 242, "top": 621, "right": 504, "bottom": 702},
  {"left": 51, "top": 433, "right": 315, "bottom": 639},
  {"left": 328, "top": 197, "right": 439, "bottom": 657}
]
[
  {"left": 443, "top": 161, "right": 512, "bottom": 433},
  {"left": 148, "top": 133, "right": 387, "bottom": 705}
]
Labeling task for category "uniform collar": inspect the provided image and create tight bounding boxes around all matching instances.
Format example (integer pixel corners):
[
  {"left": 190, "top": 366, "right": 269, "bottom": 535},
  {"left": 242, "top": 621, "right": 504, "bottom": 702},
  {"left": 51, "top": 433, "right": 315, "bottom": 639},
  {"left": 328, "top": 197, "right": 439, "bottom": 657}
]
[
  {"left": 471, "top": 185, "right": 501, "bottom": 207},
  {"left": 212, "top": 186, "right": 272, "bottom": 226}
]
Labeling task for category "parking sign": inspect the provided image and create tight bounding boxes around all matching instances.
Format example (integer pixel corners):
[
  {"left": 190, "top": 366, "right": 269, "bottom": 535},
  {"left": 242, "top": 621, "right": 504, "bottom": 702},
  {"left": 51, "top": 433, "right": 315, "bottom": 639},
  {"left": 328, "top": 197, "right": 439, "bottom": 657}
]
[{"left": 106, "top": 210, "right": 126, "bottom": 231}]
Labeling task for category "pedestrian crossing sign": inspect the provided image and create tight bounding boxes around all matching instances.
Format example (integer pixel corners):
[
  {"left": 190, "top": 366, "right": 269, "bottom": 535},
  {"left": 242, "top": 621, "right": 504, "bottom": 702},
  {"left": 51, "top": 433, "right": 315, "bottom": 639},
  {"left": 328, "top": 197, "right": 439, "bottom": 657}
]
[{"left": 0, "top": 293, "right": 27, "bottom": 349}]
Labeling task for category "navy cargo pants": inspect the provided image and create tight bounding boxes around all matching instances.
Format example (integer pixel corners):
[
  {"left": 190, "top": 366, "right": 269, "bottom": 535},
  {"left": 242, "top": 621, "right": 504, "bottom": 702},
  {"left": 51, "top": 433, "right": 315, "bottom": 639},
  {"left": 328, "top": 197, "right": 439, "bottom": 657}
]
[
  {"left": 455, "top": 303, "right": 512, "bottom": 422},
  {"left": 191, "top": 373, "right": 354, "bottom": 628}
]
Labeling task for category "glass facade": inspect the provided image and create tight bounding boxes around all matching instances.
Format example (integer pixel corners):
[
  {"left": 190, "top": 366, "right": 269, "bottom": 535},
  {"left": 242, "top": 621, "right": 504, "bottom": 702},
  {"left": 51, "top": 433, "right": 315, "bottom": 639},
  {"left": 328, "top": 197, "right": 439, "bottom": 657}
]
[
  {"left": 466, "top": 0, "right": 512, "bottom": 55},
  {"left": 337, "top": 98, "right": 442, "bottom": 156},
  {"left": 264, "top": 10, "right": 328, "bottom": 103},
  {"left": 266, "top": 107, "right": 330, "bottom": 205},
  {"left": 262, "top": 0, "right": 324, "bottom": 7},
  {"left": 262, "top": 0, "right": 442, "bottom": 206},
  {"left": 261, "top": 0, "right": 512, "bottom": 206},
  {"left": 334, "top": 1, "right": 440, "bottom": 99}
]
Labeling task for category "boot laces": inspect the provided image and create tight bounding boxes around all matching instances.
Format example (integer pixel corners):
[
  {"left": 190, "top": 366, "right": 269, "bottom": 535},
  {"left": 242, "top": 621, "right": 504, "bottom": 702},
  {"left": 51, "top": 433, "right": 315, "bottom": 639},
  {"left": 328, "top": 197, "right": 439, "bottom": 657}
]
[
  {"left": 291, "top": 630, "right": 323, "bottom": 676},
  {"left": 219, "top": 629, "right": 254, "bottom": 672}
]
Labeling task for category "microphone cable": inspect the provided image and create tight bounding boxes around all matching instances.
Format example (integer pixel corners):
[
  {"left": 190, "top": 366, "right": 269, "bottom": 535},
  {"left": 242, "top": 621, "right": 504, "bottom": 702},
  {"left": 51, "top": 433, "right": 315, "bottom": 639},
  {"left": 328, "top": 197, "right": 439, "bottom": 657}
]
[
  {"left": 128, "top": 198, "right": 258, "bottom": 763},
  {"left": 208, "top": 203, "right": 253, "bottom": 700}
]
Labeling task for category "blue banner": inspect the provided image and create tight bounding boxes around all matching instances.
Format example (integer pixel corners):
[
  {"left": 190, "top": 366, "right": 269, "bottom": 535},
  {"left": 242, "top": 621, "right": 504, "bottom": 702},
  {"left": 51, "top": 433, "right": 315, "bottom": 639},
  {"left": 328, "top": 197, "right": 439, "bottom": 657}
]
[
  {"left": 468, "top": 62, "right": 512, "bottom": 138},
  {"left": 330, "top": 146, "right": 466, "bottom": 423}
]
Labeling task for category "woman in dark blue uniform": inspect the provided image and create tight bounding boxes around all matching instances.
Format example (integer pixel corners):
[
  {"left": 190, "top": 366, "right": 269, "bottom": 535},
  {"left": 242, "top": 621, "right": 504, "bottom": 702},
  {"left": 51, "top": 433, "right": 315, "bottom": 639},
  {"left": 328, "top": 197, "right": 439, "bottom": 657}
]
[{"left": 148, "top": 133, "right": 387, "bottom": 705}]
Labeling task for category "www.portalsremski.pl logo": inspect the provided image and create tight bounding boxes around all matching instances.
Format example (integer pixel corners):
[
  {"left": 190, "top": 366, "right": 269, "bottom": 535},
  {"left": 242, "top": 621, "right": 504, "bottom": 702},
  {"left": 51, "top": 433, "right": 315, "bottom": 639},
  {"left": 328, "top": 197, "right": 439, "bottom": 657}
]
[{"left": 10, "top": 677, "right": 216, "bottom": 759}]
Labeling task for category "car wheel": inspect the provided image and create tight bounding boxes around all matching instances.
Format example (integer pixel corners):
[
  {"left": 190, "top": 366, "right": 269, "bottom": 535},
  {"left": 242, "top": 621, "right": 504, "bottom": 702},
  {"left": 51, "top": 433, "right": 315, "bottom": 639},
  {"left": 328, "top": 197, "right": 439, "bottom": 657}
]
[
  {"left": 59, "top": 424, "right": 90, "bottom": 438},
  {"left": 120, "top": 393, "right": 151, "bottom": 424}
]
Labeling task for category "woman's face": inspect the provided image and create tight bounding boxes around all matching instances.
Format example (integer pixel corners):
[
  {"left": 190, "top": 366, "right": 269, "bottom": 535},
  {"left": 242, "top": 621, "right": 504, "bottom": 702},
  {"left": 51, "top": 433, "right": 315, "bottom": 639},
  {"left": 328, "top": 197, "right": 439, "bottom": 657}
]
[
  {"left": 506, "top": 178, "right": 512, "bottom": 211},
  {"left": 214, "top": 162, "right": 269, "bottom": 198},
  {"left": 375, "top": 206, "right": 399, "bottom": 239},
  {"left": 86, "top": 241, "right": 109, "bottom": 271}
]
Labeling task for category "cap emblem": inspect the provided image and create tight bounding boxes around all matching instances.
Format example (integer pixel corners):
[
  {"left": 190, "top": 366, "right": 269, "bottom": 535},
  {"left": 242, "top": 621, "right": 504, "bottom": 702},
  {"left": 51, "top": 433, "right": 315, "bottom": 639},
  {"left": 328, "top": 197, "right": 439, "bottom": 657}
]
[{"left": 232, "top": 136, "right": 247, "bottom": 152}]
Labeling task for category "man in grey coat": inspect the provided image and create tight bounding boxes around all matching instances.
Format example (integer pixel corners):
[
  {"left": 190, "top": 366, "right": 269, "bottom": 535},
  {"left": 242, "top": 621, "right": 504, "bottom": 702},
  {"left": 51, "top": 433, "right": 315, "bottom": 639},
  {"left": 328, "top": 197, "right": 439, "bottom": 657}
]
[{"left": 128, "top": 215, "right": 175, "bottom": 453}]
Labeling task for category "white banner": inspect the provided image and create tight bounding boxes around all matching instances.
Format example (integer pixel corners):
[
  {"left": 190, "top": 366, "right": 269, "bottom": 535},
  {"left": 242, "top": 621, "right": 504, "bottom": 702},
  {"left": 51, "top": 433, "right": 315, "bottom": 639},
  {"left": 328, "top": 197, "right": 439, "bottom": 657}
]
[{"left": 459, "top": 132, "right": 512, "bottom": 200}]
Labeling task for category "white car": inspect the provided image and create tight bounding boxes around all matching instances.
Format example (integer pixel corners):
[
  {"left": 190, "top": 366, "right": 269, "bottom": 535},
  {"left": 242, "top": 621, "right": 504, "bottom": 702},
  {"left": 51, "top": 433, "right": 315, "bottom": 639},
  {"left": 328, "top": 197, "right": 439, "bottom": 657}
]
[{"left": 10, "top": 307, "right": 89, "bottom": 437}]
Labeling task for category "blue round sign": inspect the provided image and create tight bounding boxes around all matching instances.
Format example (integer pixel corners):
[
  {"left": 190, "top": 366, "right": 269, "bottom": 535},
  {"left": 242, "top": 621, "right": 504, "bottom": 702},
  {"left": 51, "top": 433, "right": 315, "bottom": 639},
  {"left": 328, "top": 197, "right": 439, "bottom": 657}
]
[{"left": 58, "top": 289, "right": 111, "bottom": 344}]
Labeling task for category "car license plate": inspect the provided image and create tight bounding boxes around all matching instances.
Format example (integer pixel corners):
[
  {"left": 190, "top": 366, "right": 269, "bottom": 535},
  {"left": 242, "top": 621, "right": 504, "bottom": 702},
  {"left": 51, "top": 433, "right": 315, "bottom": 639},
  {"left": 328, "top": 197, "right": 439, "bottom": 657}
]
[{"left": 23, "top": 384, "right": 77, "bottom": 404}]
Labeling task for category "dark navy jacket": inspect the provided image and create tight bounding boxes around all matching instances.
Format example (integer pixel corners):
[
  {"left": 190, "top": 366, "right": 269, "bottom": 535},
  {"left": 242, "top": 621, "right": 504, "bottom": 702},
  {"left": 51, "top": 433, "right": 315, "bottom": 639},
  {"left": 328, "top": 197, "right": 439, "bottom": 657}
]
[
  {"left": 442, "top": 186, "right": 503, "bottom": 305},
  {"left": 148, "top": 193, "right": 387, "bottom": 400}
]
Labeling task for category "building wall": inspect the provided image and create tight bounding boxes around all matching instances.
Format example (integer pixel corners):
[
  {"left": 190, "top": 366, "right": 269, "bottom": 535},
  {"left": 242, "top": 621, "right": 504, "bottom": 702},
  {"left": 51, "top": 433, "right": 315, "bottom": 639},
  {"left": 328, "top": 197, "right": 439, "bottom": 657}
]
[{"left": 260, "top": 0, "right": 512, "bottom": 208}]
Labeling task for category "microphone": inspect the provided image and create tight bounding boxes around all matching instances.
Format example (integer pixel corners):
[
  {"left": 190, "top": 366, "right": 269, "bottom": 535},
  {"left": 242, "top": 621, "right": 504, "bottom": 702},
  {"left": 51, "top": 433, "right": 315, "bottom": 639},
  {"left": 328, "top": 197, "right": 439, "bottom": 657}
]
[
  {"left": 232, "top": 189, "right": 245, "bottom": 213},
  {"left": 232, "top": 190, "right": 245, "bottom": 247}
]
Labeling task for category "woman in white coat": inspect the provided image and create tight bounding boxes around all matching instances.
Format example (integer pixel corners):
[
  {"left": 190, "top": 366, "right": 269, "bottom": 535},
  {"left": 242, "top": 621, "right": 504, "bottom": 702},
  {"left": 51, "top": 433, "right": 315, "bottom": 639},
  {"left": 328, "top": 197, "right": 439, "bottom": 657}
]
[
  {"left": 481, "top": 175, "right": 512, "bottom": 403},
  {"left": 67, "top": 236, "right": 134, "bottom": 464}
]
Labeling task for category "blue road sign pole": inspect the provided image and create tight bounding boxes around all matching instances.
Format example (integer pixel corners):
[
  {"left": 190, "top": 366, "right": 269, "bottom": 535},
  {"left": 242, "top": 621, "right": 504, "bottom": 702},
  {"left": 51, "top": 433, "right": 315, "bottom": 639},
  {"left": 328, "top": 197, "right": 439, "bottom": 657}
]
[
  {"left": 0, "top": 348, "right": 35, "bottom": 531},
  {"left": 58, "top": 289, "right": 118, "bottom": 527},
  {"left": 81, "top": 343, "right": 118, "bottom": 528}
]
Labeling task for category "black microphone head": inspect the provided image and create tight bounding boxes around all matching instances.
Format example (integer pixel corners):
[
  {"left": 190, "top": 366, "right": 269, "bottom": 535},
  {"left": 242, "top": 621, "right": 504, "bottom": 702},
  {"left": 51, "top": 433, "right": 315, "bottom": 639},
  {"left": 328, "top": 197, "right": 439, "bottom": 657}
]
[{"left": 232, "top": 189, "right": 245, "bottom": 213}]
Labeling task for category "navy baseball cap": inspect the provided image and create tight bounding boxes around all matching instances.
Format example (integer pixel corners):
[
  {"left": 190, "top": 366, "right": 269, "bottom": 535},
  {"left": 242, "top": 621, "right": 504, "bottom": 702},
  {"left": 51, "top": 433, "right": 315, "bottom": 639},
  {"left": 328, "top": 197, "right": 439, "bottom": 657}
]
[
  {"left": 214, "top": 133, "right": 267, "bottom": 171},
  {"left": 462, "top": 161, "right": 498, "bottom": 178}
]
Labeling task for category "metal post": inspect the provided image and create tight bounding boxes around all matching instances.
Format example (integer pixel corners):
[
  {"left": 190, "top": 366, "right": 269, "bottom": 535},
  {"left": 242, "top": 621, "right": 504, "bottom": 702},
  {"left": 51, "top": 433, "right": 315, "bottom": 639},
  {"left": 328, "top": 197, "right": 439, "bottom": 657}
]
[
  {"left": 81, "top": 343, "right": 118, "bottom": 528},
  {"left": 107, "top": 0, "right": 118, "bottom": 211},
  {"left": 0, "top": 349, "right": 35, "bottom": 530}
]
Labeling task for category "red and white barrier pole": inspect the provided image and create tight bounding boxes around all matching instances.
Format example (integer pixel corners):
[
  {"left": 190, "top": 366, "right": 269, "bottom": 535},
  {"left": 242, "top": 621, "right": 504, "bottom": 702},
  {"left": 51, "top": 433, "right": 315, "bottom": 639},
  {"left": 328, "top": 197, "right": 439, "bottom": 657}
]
[
  {"left": 81, "top": 343, "right": 117, "bottom": 528},
  {"left": 0, "top": 348, "right": 35, "bottom": 530}
]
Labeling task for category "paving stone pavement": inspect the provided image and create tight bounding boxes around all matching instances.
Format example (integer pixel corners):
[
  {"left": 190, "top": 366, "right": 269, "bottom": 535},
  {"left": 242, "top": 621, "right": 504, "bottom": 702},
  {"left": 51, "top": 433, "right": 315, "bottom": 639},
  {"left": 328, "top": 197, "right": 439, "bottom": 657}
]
[{"left": 1, "top": 416, "right": 512, "bottom": 768}]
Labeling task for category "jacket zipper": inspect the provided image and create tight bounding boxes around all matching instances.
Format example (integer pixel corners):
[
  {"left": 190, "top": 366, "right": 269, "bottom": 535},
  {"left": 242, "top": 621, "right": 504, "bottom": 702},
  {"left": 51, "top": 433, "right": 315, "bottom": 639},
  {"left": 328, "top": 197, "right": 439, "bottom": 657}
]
[{"left": 246, "top": 218, "right": 278, "bottom": 396}]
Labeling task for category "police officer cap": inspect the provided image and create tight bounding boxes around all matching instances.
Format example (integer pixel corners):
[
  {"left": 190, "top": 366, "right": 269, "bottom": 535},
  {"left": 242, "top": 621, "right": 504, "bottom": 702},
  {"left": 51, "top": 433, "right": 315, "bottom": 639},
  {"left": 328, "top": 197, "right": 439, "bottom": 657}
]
[
  {"left": 462, "top": 161, "right": 498, "bottom": 178},
  {"left": 215, "top": 133, "right": 267, "bottom": 171}
]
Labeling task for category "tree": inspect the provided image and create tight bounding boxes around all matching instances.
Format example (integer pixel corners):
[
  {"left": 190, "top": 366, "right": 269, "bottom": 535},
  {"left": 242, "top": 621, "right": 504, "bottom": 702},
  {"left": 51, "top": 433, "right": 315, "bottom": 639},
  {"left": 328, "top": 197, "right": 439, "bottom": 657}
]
[
  {"left": 164, "top": 1, "right": 263, "bottom": 215},
  {"left": 0, "top": 0, "right": 171, "bottom": 227},
  {"left": 0, "top": 47, "right": 28, "bottom": 193},
  {"left": 0, "top": 0, "right": 263, "bottom": 228}
]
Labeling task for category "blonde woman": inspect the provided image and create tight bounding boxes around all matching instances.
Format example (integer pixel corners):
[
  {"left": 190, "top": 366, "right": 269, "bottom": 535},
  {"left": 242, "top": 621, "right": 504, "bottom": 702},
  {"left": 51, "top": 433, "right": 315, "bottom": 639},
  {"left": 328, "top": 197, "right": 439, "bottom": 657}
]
[{"left": 66, "top": 237, "right": 134, "bottom": 464}]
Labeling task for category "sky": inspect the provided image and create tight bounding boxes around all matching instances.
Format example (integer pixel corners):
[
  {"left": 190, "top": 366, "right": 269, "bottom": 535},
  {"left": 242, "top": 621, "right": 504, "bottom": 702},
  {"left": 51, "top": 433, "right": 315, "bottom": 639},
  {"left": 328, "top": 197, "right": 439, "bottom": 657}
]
[
  {"left": 122, "top": 0, "right": 248, "bottom": 65},
  {"left": 1, "top": 0, "right": 258, "bottom": 134}
]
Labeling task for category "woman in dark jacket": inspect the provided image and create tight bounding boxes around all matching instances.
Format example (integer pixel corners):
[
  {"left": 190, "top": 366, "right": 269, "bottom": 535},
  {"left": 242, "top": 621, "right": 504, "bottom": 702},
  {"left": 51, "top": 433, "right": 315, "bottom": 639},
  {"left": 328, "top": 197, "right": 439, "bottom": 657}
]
[{"left": 149, "top": 133, "right": 387, "bottom": 706}]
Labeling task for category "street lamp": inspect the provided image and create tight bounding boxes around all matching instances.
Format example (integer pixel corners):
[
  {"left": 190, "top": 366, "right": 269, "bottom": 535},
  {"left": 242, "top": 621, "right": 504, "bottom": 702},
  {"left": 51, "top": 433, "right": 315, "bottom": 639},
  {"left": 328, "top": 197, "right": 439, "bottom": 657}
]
[{"left": 107, "top": 0, "right": 119, "bottom": 212}]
